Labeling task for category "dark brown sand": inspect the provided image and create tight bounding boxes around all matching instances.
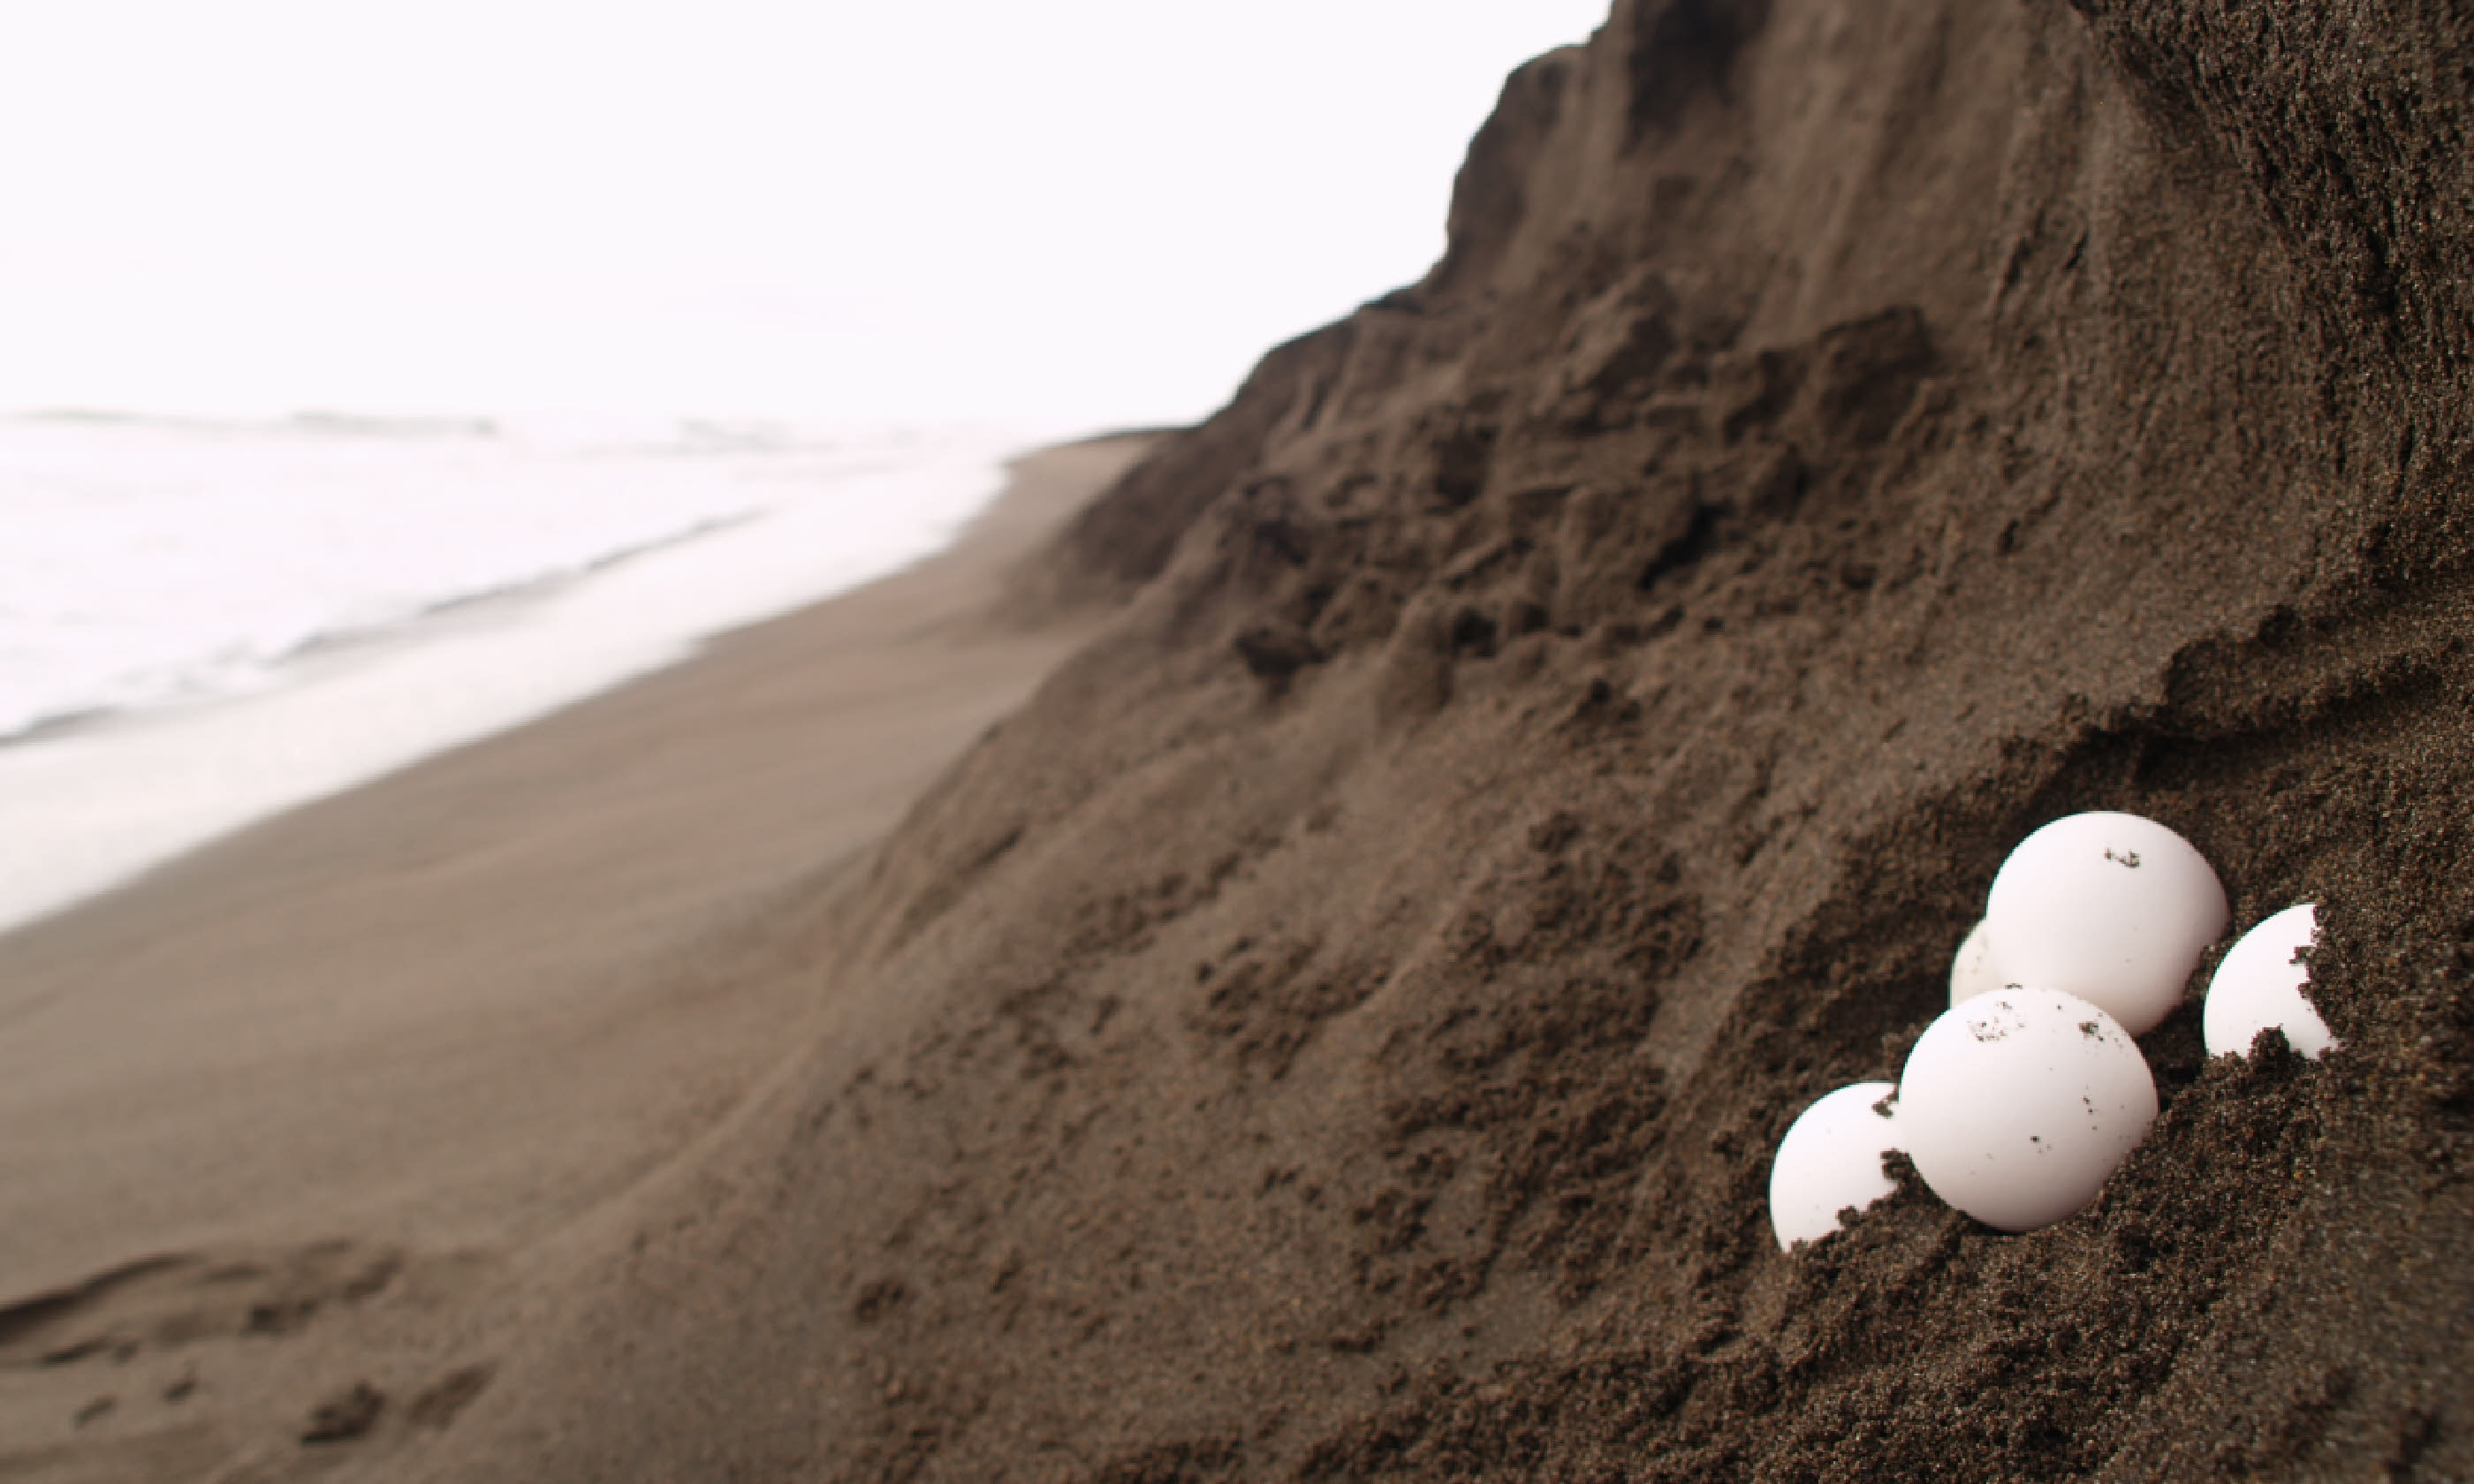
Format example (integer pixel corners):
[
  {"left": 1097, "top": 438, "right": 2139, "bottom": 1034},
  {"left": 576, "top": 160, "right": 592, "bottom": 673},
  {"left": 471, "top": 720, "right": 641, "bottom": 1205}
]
[
  {"left": 368, "top": 1, "right": 2466, "bottom": 1479},
  {"left": 0, "top": 435, "right": 1155, "bottom": 1481},
  {"left": 13, "top": 0, "right": 2474, "bottom": 1478}
]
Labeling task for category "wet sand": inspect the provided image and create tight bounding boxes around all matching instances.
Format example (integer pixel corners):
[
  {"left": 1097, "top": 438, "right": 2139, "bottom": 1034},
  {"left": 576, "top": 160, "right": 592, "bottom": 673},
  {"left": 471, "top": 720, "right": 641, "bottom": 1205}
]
[{"left": 0, "top": 434, "right": 1155, "bottom": 1481}]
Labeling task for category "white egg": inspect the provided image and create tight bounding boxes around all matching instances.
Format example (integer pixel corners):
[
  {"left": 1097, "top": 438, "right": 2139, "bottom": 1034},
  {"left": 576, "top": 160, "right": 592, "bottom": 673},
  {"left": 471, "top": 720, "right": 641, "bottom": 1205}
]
[
  {"left": 1767, "top": 1081, "right": 1901, "bottom": 1249},
  {"left": 2204, "top": 903, "right": 2337, "bottom": 1059},
  {"left": 1984, "top": 811, "right": 2229, "bottom": 1034},
  {"left": 1949, "top": 919, "right": 2007, "bottom": 1007},
  {"left": 1900, "top": 988, "right": 2159, "bottom": 1231}
]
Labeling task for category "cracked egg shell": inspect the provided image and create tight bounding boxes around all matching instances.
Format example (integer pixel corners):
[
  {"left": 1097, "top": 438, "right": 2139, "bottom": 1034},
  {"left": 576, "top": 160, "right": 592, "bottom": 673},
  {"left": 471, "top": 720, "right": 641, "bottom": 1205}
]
[{"left": 1900, "top": 988, "right": 2159, "bottom": 1232}]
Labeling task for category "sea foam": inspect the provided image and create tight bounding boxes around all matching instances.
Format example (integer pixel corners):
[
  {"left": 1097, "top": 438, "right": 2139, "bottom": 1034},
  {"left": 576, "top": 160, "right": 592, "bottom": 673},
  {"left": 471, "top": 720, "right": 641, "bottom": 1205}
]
[{"left": 0, "top": 411, "right": 1033, "bottom": 930}]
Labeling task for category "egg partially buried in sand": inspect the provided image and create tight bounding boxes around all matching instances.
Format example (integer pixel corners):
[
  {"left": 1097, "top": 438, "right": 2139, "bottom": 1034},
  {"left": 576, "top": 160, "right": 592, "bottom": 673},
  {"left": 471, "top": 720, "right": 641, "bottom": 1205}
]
[
  {"left": 1949, "top": 919, "right": 2007, "bottom": 1007},
  {"left": 1768, "top": 1081, "right": 1902, "bottom": 1249},
  {"left": 2205, "top": 904, "right": 2337, "bottom": 1060},
  {"left": 1901, "top": 989, "right": 2159, "bottom": 1232},
  {"left": 1985, "top": 812, "right": 2228, "bottom": 1034}
]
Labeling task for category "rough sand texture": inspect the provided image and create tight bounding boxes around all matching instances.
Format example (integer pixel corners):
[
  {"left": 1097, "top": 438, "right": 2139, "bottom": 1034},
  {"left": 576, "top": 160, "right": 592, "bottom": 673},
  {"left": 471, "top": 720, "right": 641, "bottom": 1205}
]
[
  {"left": 16, "top": 0, "right": 2474, "bottom": 1476},
  {"left": 0, "top": 435, "right": 1156, "bottom": 1481},
  {"left": 355, "top": 1, "right": 2462, "bottom": 1480}
]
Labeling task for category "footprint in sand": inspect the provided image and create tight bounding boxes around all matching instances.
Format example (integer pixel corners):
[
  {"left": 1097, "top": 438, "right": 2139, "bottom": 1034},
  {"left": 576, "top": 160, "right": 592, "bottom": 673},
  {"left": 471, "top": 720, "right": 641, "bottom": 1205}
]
[{"left": 0, "top": 1239, "right": 426, "bottom": 1371}]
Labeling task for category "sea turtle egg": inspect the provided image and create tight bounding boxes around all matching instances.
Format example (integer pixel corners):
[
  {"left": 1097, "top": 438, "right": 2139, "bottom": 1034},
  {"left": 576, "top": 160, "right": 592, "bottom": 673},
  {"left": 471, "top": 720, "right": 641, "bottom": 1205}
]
[
  {"left": 1949, "top": 919, "right": 2007, "bottom": 1007},
  {"left": 1768, "top": 1081, "right": 1902, "bottom": 1250},
  {"left": 2204, "top": 903, "right": 2337, "bottom": 1060},
  {"left": 1984, "top": 811, "right": 2229, "bottom": 1034},
  {"left": 1900, "top": 988, "right": 2159, "bottom": 1232}
]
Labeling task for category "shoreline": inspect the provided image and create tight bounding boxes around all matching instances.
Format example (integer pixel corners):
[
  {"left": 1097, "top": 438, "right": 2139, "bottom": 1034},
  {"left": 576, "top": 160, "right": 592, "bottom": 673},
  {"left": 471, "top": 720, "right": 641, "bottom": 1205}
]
[
  {"left": 0, "top": 433, "right": 1155, "bottom": 1473},
  {"left": 0, "top": 427, "right": 1069, "bottom": 936}
]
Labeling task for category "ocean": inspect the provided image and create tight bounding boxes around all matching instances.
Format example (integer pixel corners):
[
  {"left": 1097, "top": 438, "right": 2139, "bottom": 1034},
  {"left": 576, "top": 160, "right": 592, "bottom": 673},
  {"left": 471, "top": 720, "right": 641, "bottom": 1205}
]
[{"left": 0, "top": 410, "right": 1039, "bottom": 931}]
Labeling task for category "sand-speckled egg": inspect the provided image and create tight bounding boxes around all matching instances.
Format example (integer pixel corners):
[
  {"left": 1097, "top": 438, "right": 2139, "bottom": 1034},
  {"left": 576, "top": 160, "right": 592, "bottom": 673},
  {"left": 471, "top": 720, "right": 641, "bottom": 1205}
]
[
  {"left": 2204, "top": 903, "right": 2337, "bottom": 1060},
  {"left": 1900, "top": 988, "right": 2159, "bottom": 1232},
  {"left": 1984, "top": 811, "right": 2228, "bottom": 1035},
  {"left": 1948, "top": 919, "right": 2007, "bottom": 1007},
  {"left": 1768, "top": 1081, "right": 1902, "bottom": 1250}
]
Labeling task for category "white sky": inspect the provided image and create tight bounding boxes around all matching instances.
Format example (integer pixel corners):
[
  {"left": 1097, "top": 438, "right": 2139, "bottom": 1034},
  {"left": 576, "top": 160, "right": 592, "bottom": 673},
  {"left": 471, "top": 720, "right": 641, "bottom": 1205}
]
[{"left": 0, "top": 2, "right": 1609, "bottom": 433}]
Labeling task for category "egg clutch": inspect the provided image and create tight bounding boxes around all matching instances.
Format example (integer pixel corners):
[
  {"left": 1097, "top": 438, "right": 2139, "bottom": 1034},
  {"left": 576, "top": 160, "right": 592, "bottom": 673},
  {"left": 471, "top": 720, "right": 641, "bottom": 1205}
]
[{"left": 1768, "top": 811, "right": 2340, "bottom": 1249}]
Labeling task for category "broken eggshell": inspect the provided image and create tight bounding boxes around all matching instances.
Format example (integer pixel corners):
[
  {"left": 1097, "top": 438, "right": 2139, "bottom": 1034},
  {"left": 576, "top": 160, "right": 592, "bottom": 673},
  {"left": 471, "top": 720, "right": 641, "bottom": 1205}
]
[
  {"left": 1900, "top": 988, "right": 2159, "bottom": 1232},
  {"left": 1768, "top": 1081, "right": 1902, "bottom": 1250}
]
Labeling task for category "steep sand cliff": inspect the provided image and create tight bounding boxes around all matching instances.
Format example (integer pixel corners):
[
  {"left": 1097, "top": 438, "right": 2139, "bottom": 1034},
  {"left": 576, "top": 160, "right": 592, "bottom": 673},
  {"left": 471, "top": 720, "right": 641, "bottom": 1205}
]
[{"left": 416, "top": 1, "right": 2471, "bottom": 1478}]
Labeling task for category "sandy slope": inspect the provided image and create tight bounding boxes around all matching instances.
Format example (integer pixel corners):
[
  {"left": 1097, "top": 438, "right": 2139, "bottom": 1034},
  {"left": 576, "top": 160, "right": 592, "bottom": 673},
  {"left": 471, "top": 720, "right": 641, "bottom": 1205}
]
[
  {"left": 346, "top": 1, "right": 2470, "bottom": 1480},
  {"left": 10, "top": 0, "right": 2473, "bottom": 1477},
  {"left": 0, "top": 435, "right": 1155, "bottom": 1482}
]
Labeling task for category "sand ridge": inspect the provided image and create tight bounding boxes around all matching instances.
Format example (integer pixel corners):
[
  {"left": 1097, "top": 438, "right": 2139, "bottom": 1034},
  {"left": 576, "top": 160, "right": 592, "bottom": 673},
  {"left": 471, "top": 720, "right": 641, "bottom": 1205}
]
[
  {"left": 374, "top": 0, "right": 2468, "bottom": 1478},
  {"left": 9, "top": 0, "right": 2474, "bottom": 1476}
]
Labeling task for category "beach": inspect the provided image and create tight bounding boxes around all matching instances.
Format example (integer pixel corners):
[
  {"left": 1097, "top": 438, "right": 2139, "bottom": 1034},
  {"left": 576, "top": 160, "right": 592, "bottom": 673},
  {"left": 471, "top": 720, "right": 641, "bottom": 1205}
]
[
  {"left": 0, "top": 434, "right": 1154, "bottom": 1480},
  {"left": 4, "top": 0, "right": 2471, "bottom": 1478}
]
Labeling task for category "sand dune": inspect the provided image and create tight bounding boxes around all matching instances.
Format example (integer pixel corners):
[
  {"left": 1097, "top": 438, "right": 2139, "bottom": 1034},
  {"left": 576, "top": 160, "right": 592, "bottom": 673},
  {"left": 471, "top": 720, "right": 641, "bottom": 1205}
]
[
  {"left": 10, "top": 0, "right": 2474, "bottom": 1477},
  {"left": 366, "top": 1, "right": 2467, "bottom": 1479}
]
